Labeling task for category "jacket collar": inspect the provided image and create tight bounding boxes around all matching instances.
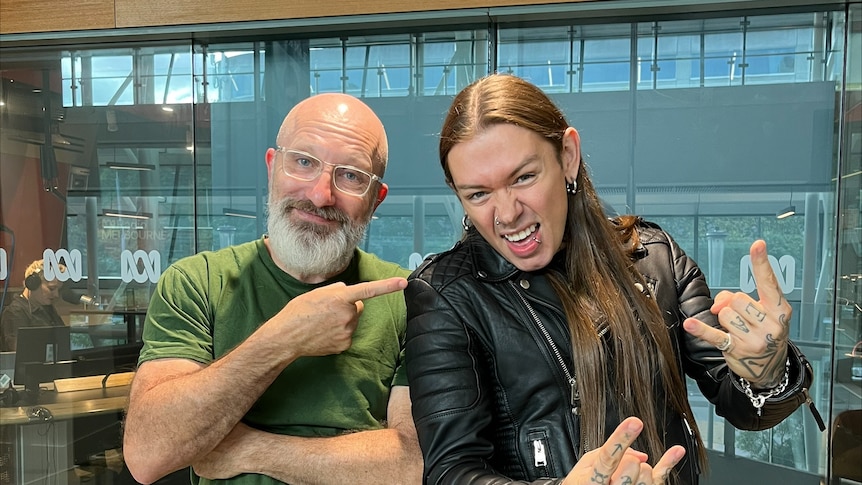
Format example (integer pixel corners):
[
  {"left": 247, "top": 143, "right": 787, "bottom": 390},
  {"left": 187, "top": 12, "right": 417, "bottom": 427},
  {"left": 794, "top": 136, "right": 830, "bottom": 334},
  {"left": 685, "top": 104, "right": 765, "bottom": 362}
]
[
  {"left": 463, "top": 228, "right": 521, "bottom": 282},
  {"left": 461, "top": 229, "right": 568, "bottom": 312}
]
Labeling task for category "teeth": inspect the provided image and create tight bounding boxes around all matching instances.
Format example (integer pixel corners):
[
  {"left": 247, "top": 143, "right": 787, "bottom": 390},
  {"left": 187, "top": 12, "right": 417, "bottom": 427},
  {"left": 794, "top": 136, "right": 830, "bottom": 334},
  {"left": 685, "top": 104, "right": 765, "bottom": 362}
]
[{"left": 504, "top": 224, "right": 538, "bottom": 242}]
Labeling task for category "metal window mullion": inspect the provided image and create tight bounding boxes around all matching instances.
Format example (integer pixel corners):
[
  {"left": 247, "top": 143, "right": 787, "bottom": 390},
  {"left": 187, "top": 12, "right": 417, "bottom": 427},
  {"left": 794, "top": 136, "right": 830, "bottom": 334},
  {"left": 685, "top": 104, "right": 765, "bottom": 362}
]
[
  {"left": 488, "top": 21, "right": 496, "bottom": 77},
  {"left": 652, "top": 21, "right": 660, "bottom": 90},
  {"left": 341, "top": 37, "right": 349, "bottom": 94},
  {"left": 162, "top": 53, "right": 176, "bottom": 104},
  {"left": 568, "top": 25, "right": 576, "bottom": 93},
  {"left": 578, "top": 34, "right": 586, "bottom": 92},
  {"left": 740, "top": 17, "right": 749, "bottom": 85},
  {"left": 81, "top": 52, "right": 94, "bottom": 107}
]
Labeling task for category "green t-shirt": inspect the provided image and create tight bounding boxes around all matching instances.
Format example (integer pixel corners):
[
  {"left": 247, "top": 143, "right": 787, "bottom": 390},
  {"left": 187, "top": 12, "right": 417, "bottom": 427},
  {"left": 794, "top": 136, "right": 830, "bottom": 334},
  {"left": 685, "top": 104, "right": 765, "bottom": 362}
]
[{"left": 138, "top": 237, "right": 409, "bottom": 485}]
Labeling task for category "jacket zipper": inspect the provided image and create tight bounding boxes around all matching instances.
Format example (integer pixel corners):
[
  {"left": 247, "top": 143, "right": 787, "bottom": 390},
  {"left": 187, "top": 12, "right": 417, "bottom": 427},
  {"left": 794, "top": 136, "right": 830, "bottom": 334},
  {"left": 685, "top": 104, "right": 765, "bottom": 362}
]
[
  {"left": 509, "top": 280, "right": 580, "bottom": 415},
  {"left": 510, "top": 280, "right": 612, "bottom": 460},
  {"left": 533, "top": 439, "right": 547, "bottom": 467},
  {"left": 751, "top": 354, "right": 826, "bottom": 431},
  {"left": 681, "top": 414, "right": 701, "bottom": 476}
]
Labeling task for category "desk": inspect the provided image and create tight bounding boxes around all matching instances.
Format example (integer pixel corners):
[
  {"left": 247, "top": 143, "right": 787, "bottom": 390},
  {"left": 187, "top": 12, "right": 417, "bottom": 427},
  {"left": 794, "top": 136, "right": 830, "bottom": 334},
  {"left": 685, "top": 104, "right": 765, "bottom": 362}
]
[{"left": 0, "top": 378, "right": 132, "bottom": 485}]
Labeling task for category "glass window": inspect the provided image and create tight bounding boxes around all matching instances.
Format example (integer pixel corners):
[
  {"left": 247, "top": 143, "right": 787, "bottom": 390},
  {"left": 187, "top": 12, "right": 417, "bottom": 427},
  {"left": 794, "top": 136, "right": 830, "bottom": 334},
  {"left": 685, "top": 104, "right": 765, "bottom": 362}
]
[{"left": 1, "top": 5, "right": 858, "bottom": 484}]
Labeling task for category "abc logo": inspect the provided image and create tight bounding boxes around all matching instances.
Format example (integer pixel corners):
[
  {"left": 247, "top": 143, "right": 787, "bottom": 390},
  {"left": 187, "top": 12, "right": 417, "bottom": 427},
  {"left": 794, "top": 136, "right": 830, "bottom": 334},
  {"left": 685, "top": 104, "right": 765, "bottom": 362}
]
[
  {"left": 121, "top": 250, "right": 161, "bottom": 284},
  {"left": 43, "top": 249, "right": 83, "bottom": 282},
  {"left": 739, "top": 254, "right": 795, "bottom": 294}
]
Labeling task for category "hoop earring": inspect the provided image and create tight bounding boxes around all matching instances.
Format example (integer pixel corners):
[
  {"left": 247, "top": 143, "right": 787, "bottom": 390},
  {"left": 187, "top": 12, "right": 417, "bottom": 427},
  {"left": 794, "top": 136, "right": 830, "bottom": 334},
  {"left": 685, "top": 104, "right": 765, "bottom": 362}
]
[
  {"left": 461, "top": 214, "right": 472, "bottom": 231},
  {"left": 566, "top": 180, "right": 577, "bottom": 194}
]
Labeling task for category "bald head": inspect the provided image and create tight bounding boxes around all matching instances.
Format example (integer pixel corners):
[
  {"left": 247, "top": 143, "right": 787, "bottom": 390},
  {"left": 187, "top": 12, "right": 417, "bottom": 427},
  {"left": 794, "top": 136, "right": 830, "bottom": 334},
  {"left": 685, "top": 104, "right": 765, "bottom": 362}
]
[{"left": 277, "top": 93, "right": 389, "bottom": 177}]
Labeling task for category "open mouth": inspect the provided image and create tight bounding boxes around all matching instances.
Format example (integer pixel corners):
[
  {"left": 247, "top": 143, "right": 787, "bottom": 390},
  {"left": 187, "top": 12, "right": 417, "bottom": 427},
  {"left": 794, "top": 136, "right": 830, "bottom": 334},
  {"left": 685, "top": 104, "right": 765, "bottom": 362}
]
[{"left": 502, "top": 223, "right": 538, "bottom": 243}]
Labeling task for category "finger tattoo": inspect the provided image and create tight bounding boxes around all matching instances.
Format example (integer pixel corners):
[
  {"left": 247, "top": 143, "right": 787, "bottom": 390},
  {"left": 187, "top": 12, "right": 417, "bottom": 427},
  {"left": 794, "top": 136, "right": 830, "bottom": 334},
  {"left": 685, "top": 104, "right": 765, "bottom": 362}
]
[
  {"left": 621, "top": 477, "right": 633, "bottom": 485},
  {"left": 745, "top": 303, "right": 766, "bottom": 322},
  {"left": 731, "top": 315, "right": 750, "bottom": 333},
  {"left": 591, "top": 470, "right": 609, "bottom": 484},
  {"left": 612, "top": 443, "right": 624, "bottom": 456}
]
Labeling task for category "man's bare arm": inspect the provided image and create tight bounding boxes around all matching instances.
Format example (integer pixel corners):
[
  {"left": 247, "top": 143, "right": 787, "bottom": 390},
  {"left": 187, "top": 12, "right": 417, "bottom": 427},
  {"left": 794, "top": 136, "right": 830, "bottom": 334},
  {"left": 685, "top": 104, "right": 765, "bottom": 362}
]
[
  {"left": 123, "top": 277, "right": 408, "bottom": 484},
  {"left": 123, "top": 330, "right": 297, "bottom": 484},
  {"left": 192, "top": 386, "right": 423, "bottom": 485}
]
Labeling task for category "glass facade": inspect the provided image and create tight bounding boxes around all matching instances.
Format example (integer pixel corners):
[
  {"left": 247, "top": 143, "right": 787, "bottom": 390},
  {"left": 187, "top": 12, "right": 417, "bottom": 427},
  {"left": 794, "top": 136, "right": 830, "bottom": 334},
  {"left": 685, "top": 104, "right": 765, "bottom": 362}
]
[{"left": 0, "top": 2, "right": 860, "bottom": 484}]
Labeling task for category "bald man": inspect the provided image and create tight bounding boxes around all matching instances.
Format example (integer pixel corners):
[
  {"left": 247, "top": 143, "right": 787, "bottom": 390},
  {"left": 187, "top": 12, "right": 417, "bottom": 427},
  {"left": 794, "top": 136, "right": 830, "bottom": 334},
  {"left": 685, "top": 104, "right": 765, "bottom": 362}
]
[{"left": 123, "top": 94, "right": 422, "bottom": 485}]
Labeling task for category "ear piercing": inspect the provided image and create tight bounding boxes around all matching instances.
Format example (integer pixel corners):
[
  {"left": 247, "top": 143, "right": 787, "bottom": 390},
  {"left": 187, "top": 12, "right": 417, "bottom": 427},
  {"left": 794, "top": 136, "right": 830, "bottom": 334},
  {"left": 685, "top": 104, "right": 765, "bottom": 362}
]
[
  {"left": 495, "top": 217, "right": 500, "bottom": 226},
  {"left": 566, "top": 180, "right": 577, "bottom": 194}
]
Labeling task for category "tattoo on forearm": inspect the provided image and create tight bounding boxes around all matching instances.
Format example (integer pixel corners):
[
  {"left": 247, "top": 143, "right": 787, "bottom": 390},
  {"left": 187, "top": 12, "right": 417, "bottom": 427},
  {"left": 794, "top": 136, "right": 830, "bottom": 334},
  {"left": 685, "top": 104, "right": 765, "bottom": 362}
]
[
  {"left": 591, "top": 470, "right": 609, "bottom": 484},
  {"left": 731, "top": 315, "right": 750, "bottom": 333},
  {"left": 745, "top": 303, "right": 766, "bottom": 322}
]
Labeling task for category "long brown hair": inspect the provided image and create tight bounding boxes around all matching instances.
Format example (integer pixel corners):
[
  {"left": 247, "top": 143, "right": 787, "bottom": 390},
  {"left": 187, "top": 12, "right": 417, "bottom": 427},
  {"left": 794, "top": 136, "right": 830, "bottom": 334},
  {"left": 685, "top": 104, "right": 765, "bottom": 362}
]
[{"left": 439, "top": 73, "right": 706, "bottom": 469}]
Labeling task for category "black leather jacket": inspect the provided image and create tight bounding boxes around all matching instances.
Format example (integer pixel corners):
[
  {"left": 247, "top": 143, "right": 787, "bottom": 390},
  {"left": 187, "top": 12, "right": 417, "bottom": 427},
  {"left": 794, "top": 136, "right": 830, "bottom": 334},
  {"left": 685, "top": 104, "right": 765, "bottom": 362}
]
[{"left": 405, "top": 222, "right": 814, "bottom": 485}]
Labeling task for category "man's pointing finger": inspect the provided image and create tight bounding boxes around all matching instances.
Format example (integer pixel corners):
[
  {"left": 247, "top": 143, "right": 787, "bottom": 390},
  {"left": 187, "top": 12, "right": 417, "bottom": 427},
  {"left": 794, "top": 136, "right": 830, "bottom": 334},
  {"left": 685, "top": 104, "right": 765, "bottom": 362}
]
[{"left": 342, "top": 277, "right": 408, "bottom": 302}]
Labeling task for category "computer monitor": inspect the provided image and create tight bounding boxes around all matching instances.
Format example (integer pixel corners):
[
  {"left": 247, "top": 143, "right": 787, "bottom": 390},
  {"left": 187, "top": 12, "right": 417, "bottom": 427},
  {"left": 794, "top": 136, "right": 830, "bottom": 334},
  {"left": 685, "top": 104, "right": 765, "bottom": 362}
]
[
  {"left": 0, "top": 351, "right": 15, "bottom": 381},
  {"left": 13, "top": 326, "right": 73, "bottom": 393}
]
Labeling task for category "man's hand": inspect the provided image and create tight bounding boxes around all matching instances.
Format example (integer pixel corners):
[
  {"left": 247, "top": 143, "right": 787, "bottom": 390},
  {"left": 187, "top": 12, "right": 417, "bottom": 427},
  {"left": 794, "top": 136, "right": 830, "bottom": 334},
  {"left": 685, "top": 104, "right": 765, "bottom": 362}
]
[
  {"left": 261, "top": 276, "right": 408, "bottom": 359},
  {"left": 562, "top": 417, "right": 685, "bottom": 485},
  {"left": 683, "top": 240, "right": 790, "bottom": 388},
  {"left": 192, "top": 387, "right": 422, "bottom": 485},
  {"left": 193, "top": 422, "right": 259, "bottom": 480}
]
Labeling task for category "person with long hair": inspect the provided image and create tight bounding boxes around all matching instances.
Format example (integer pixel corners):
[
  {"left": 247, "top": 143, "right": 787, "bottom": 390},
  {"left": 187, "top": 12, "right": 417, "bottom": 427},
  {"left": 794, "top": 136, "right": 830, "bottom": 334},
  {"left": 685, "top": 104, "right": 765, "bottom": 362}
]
[{"left": 404, "top": 74, "right": 821, "bottom": 484}]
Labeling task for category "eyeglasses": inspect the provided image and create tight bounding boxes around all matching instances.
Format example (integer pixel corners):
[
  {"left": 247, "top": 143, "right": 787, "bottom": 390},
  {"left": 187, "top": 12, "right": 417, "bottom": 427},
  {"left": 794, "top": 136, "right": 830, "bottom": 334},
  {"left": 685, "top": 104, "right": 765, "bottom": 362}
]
[{"left": 275, "top": 147, "right": 381, "bottom": 197}]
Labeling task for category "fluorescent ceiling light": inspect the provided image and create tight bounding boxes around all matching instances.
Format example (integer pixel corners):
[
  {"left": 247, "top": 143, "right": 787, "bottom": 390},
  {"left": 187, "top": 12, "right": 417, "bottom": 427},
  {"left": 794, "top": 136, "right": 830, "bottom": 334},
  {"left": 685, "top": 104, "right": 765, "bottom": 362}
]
[
  {"left": 776, "top": 205, "right": 796, "bottom": 219},
  {"left": 106, "top": 162, "right": 156, "bottom": 171},
  {"left": 223, "top": 208, "right": 257, "bottom": 219},
  {"left": 102, "top": 210, "right": 153, "bottom": 220}
]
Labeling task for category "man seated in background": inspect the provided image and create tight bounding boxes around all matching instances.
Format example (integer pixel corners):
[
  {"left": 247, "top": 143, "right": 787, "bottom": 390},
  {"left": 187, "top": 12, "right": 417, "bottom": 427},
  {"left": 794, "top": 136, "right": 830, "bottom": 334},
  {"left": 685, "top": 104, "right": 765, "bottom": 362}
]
[{"left": 1, "top": 259, "right": 65, "bottom": 351}]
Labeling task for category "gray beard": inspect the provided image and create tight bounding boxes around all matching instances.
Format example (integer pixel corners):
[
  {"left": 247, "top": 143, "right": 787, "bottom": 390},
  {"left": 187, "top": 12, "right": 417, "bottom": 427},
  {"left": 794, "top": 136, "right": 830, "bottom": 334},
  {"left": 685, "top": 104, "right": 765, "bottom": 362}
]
[{"left": 266, "top": 196, "right": 369, "bottom": 280}]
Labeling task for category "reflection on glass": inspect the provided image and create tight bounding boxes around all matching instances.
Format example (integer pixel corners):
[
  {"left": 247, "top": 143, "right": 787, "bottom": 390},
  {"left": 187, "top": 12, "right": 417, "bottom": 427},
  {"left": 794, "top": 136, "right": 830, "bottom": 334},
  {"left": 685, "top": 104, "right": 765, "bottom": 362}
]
[{"left": 0, "top": 5, "right": 858, "bottom": 484}]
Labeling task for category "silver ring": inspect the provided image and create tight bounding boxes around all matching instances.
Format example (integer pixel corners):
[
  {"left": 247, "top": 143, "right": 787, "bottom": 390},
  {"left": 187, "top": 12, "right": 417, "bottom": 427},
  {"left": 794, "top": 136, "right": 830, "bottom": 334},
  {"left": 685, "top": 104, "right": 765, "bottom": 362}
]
[
  {"left": 494, "top": 217, "right": 500, "bottom": 225},
  {"left": 716, "top": 334, "right": 733, "bottom": 352}
]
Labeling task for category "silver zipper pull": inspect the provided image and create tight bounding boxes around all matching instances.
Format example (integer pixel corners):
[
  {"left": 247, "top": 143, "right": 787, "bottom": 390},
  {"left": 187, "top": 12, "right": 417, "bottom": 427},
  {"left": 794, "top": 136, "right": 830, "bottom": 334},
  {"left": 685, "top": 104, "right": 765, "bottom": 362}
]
[
  {"left": 570, "top": 378, "right": 581, "bottom": 415},
  {"left": 533, "top": 439, "right": 547, "bottom": 467}
]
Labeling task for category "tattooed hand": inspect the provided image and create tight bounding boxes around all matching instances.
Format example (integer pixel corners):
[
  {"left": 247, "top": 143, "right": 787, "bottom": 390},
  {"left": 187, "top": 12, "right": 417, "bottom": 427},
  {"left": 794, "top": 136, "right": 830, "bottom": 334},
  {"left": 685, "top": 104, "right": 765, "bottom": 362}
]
[
  {"left": 683, "top": 240, "right": 790, "bottom": 388},
  {"left": 561, "top": 417, "right": 685, "bottom": 485}
]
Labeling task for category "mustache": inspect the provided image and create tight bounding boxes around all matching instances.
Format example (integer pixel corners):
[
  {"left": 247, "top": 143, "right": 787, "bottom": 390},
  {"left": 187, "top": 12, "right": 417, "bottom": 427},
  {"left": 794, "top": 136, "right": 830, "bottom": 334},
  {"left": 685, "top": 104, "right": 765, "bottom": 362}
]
[{"left": 279, "top": 198, "right": 350, "bottom": 224}]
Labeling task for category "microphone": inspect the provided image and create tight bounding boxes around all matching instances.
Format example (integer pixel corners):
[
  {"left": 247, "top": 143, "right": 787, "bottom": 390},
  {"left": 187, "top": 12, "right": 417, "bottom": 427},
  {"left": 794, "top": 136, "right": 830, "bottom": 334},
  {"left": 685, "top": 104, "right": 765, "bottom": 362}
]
[{"left": 61, "top": 286, "right": 100, "bottom": 307}]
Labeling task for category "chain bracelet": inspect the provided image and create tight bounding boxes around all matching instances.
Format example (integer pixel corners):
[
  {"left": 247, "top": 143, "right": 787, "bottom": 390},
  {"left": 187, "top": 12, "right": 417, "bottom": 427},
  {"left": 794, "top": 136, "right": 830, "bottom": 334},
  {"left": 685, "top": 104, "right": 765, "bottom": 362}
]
[{"left": 738, "top": 357, "right": 791, "bottom": 416}]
